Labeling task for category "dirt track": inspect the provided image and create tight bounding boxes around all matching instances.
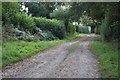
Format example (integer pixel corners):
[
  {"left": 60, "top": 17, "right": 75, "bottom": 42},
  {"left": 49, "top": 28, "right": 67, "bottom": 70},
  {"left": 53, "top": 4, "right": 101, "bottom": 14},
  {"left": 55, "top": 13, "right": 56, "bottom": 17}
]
[{"left": 2, "top": 34, "right": 100, "bottom": 78}]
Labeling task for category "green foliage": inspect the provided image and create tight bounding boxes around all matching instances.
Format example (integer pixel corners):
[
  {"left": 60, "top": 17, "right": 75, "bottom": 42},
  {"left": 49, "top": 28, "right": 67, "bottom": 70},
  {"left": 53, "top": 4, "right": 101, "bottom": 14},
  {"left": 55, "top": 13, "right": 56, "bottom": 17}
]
[
  {"left": 0, "top": 46, "right": 2, "bottom": 69},
  {"left": 2, "top": 40, "right": 65, "bottom": 67},
  {"left": 13, "top": 28, "right": 34, "bottom": 41},
  {"left": 50, "top": 5, "right": 70, "bottom": 20},
  {"left": 70, "top": 2, "right": 119, "bottom": 42},
  {"left": 25, "top": 2, "right": 47, "bottom": 17},
  {"left": 78, "top": 27, "right": 89, "bottom": 33},
  {"left": 95, "top": 25, "right": 101, "bottom": 34},
  {"left": 33, "top": 17, "right": 65, "bottom": 39},
  {"left": 33, "top": 27, "right": 59, "bottom": 40},
  {"left": 41, "top": 2, "right": 56, "bottom": 18},
  {"left": 70, "top": 3, "right": 105, "bottom": 21},
  {"left": 2, "top": 2, "right": 20, "bottom": 24},
  {"left": 64, "top": 33, "right": 84, "bottom": 41},
  {"left": 50, "top": 5, "right": 72, "bottom": 35},
  {"left": 3, "top": 24, "right": 58, "bottom": 41},
  {"left": 14, "top": 13, "right": 35, "bottom": 31},
  {"left": 2, "top": 24, "right": 34, "bottom": 41},
  {"left": 67, "top": 21, "right": 76, "bottom": 35},
  {"left": 111, "top": 21, "right": 120, "bottom": 41},
  {"left": 2, "top": 33, "right": 82, "bottom": 67},
  {"left": 89, "top": 38, "right": 118, "bottom": 78},
  {"left": 99, "top": 3, "right": 120, "bottom": 41},
  {"left": 2, "top": 24, "right": 17, "bottom": 41},
  {"left": 101, "top": 11, "right": 111, "bottom": 41}
]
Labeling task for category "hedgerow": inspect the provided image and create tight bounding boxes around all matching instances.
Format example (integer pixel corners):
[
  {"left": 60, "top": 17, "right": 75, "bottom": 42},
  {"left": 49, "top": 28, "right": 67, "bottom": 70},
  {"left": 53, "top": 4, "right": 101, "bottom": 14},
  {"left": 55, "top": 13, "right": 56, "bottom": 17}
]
[{"left": 33, "top": 17, "right": 66, "bottom": 39}]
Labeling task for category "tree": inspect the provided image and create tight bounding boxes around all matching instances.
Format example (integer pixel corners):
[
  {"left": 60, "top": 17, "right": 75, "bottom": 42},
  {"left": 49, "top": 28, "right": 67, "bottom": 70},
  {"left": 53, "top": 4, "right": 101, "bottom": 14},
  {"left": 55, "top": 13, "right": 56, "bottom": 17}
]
[
  {"left": 50, "top": 4, "right": 70, "bottom": 20},
  {"left": 25, "top": 2, "right": 47, "bottom": 17},
  {"left": 14, "top": 12, "right": 35, "bottom": 31},
  {"left": 70, "top": 2, "right": 120, "bottom": 41},
  {"left": 2, "top": 2, "right": 20, "bottom": 24},
  {"left": 102, "top": 3, "right": 120, "bottom": 41},
  {"left": 41, "top": 2, "right": 56, "bottom": 18},
  {"left": 50, "top": 4, "right": 72, "bottom": 34}
]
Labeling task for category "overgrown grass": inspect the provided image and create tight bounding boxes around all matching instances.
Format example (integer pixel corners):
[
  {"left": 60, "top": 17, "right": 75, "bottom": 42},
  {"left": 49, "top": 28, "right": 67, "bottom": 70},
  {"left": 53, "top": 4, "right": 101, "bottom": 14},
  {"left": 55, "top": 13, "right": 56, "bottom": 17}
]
[
  {"left": 2, "top": 40, "right": 65, "bottom": 67},
  {"left": 89, "top": 37, "right": 118, "bottom": 78}
]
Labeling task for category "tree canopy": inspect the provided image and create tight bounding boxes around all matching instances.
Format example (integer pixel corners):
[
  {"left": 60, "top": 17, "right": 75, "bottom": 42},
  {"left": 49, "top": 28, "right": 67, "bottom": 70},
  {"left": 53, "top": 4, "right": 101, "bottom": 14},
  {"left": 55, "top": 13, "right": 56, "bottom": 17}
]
[{"left": 2, "top": 2, "right": 120, "bottom": 42}]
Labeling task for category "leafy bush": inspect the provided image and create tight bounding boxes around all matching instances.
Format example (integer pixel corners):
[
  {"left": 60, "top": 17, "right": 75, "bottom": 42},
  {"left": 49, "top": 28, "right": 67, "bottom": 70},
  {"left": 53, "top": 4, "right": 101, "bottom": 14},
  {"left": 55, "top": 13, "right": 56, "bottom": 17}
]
[
  {"left": 25, "top": 2, "right": 47, "bottom": 17},
  {"left": 50, "top": 5, "right": 70, "bottom": 20},
  {"left": 2, "top": 24, "right": 17, "bottom": 41},
  {"left": 78, "top": 26, "right": 89, "bottom": 33},
  {"left": 95, "top": 25, "right": 101, "bottom": 34},
  {"left": 34, "top": 27, "right": 58, "bottom": 40},
  {"left": 2, "top": 2, "right": 19, "bottom": 24},
  {"left": 13, "top": 13, "right": 35, "bottom": 31},
  {"left": 3, "top": 24, "right": 34, "bottom": 41},
  {"left": 14, "top": 27, "right": 58, "bottom": 41},
  {"left": 75, "top": 25, "right": 79, "bottom": 32},
  {"left": 66, "top": 21, "right": 76, "bottom": 35},
  {"left": 13, "top": 28, "right": 34, "bottom": 41},
  {"left": 3, "top": 24, "right": 58, "bottom": 41},
  {"left": 111, "top": 21, "right": 120, "bottom": 41},
  {"left": 33, "top": 17, "right": 65, "bottom": 39},
  {"left": 101, "top": 15, "right": 110, "bottom": 41}
]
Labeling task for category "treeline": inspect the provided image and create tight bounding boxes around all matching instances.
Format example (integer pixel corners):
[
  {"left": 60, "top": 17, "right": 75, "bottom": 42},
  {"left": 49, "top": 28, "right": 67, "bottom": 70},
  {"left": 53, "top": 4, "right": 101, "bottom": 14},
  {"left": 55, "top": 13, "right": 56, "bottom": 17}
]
[
  {"left": 70, "top": 2, "right": 120, "bottom": 42},
  {"left": 2, "top": 2, "right": 120, "bottom": 42},
  {"left": 2, "top": 2, "right": 76, "bottom": 41}
]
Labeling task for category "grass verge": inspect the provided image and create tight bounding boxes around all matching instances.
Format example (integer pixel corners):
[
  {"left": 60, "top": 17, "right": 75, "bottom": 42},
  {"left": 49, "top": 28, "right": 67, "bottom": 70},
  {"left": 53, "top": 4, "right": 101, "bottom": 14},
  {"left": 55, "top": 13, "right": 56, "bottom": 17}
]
[
  {"left": 89, "top": 37, "right": 118, "bottom": 78},
  {"left": 2, "top": 40, "right": 65, "bottom": 67},
  {"left": 2, "top": 33, "right": 83, "bottom": 68}
]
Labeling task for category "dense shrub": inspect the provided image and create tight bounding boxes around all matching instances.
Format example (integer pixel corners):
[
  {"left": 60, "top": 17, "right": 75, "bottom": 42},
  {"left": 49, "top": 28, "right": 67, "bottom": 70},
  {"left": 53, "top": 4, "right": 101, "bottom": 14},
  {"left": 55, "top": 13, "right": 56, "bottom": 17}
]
[
  {"left": 34, "top": 27, "right": 58, "bottom": 40},
  {"left": 2, "top": 24, "right": 17, "bottom": 41},
  {"left": 3, "top": 25, "right": 59, "bottom": 41},
  {"left": 13, "top": 28, "right": 34, "bottom": 41},
  {"left": 14, "top": 27, "right": 58, "bottom": 41},
  {"left": 78, "top": 26, "right": 89, "bottom": 33},
  {"left": 75, "top": 25, "right": 79, "bottom": 32},
  {"left": 33, "top": 17, "right": 65, "bottom": 39},
  {"left": 13, "top": 13, "right": 35, "bottom": 31},
  {"left": 95, "top": 25, "right": 101, "bottom": 34},
  {"left": 2, "top": 2, "right": 20, "bottom": 24},
  {"left": 2, "top": 24, "right": 35, "bottom": 41},
  {"left": 66, "top": 21, "right": 76, "bottom": 35},
  {"left": 111, "top": 21, "right": 120, "bottom": 41},
  {"left": 100, "top": 11, "right": 111, "bottom": 41}
]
